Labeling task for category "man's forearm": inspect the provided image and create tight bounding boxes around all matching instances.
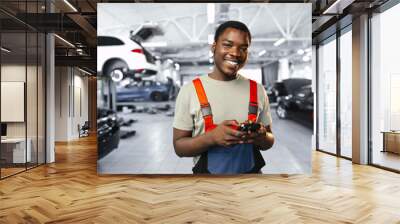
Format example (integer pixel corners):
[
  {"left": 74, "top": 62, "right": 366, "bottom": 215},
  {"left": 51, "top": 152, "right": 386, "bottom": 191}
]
[
  {"left": 174, "top": 132, "right": 215, "bottom": 157},
  {"left": 253, "top": 132, "right": 274, "bottom": 150}
]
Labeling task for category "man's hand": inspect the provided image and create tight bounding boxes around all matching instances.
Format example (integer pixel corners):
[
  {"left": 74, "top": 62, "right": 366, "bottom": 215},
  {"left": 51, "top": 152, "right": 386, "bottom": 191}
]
[
  {"left": 241, "top": 123, "right": 274, "bottom": 150},
  {"left": 241, "top": 122, "right": 266, "bottom": 144},
  {"left": 210, "top": 120, "right": 245, "bottom": 147}
]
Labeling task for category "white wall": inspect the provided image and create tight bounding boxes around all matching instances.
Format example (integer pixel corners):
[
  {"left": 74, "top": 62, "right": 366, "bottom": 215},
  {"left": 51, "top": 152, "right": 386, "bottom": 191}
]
[{"left": 55, "top": 67, "right": 89, "bottom": 141}]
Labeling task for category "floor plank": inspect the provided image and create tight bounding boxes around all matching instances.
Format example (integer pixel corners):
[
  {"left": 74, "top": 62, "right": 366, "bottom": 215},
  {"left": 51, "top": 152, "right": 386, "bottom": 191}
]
[{"left": 1, "top": 136, "right": 400, "bottom": 223}]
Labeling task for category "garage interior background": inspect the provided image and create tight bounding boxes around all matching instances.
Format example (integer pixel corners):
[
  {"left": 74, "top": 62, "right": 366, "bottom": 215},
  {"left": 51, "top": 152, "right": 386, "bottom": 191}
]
[{"left": 96, "top": 3, "right": 313, "bottom": 174}]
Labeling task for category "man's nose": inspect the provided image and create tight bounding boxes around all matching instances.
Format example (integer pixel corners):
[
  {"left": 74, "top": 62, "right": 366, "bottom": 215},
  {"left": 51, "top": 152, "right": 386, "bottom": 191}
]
[{"left": 228, "top": 47, "right": 240, "bottom": 57}]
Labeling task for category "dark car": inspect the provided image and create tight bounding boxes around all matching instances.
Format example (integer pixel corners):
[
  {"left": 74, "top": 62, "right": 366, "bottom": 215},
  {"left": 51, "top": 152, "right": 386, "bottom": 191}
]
[
  {"left": 276, "top": 84, "right": 313, "bottom": 128},
  {"left": 97, "top": 108, "right": 120, "bottom": 159},
  {"left": 116, "top": 80, "right": 169, "bottom": 102},
  {"left": 267, "top": 78, "right": 311, "bottom": 103}
]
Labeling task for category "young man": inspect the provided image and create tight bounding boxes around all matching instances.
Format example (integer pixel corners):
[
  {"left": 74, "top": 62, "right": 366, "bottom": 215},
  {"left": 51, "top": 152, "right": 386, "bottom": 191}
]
[{"left": 173, "top": 21, "right": 274, "bottom": 174}]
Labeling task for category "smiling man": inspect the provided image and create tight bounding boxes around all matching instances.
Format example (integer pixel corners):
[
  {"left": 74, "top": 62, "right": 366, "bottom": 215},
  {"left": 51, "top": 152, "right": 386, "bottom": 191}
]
[{"left": 173, "top": 20, "right": 274, "bottom": 174}]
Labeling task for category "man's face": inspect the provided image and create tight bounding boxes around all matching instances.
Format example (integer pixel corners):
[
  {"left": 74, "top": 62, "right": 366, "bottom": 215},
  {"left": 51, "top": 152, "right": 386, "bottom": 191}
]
[{"left": 212, "top": 27, "right": 250, "bottom": 78}]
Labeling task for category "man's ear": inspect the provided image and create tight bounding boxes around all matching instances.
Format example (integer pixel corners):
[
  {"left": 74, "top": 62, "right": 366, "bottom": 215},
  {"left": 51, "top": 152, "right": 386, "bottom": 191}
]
[{"left": 211, "top": 42, "right": 216, "bottom": 54}]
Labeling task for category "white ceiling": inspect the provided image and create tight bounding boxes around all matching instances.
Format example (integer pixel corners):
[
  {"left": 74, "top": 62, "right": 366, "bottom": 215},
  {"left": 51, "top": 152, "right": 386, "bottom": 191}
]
[{"left": 98, "top": 3, "right": 311, "bottom": 67}]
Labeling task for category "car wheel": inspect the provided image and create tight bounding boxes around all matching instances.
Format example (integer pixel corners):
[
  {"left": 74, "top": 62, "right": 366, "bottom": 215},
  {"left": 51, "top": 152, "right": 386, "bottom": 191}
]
[
  {"left": 104, "top": 60, "right": 128, "bottom": 82},
  {"left": 151, "top": 92, "right": 163, "bottom": 102},
  {"left": 276, "top": 104, "right": 288, "bottom": 119}
]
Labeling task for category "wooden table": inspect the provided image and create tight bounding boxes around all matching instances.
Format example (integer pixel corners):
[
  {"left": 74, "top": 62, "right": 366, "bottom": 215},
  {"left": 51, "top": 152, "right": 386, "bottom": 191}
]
[
  {"left": 381, "top": 131, "right": 400, "bottom": 154},
  {"left": 1, "top": 138, "right": 31, "bottom": 164}
]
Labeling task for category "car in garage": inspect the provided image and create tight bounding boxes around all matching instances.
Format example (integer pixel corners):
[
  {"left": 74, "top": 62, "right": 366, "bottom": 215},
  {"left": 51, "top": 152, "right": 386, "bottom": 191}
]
[
  {"left": 276, "top": 84, "right": 314, "bottom": 128},
  {"left": 116, "top": 80, "right": 170, "bottom": 102},
  {"left": 97, "top": 108, "right": 120, "bottom": 159},
  {"left": 97, "top": 35, "right": 158, "bottom": 82},
  {"left": 267, "top": 78, "right": 311, "bottom": 103}
]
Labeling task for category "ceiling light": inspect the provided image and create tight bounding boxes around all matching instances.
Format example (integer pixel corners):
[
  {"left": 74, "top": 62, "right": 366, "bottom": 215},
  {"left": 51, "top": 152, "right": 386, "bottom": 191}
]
[
  {"left": 207, "top": 3, "right": 215, "bottom": 24},
  {"left": 258, "top": 50, "right": 266, "bottom": 57},
  {"left": 1, "top": 47, "right": 11, "bottom": 53},
  {"left": 63, "top": 0, "right": 78, "bottom": 12},
  {"left": 304, "top": 48, "right": 312, "bottom": 53},
  {"left": 273, "top": 38, "right": 286, "bottom": 47},
  {"left": 54, "top": 34, "right": 75, "bottom": 48},
  {"left": 302, "top": 55, "right": 311, "bottom": 62},
  {"left": 297, "top": 49, "right": 304, "bottom": 55},
  {"left": 174, "top": 63, "right": 180, "bottom": 71},
  {"left": 78, "top": 67, "right": 92, "bottom": 76},
  {"left": 322, "top": 0, "right": 354, "bottom": 15}
]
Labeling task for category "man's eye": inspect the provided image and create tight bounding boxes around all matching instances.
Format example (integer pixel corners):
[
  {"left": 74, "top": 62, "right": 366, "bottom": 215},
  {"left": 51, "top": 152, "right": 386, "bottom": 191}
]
[{"left": 223, "top": 43, "right": 232, "bottom": 47}]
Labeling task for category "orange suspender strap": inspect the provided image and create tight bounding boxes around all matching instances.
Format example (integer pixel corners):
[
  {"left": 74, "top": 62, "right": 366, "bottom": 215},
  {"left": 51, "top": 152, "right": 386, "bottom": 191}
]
[
  {"left": 192, "top": 78, "right": 215, "bottom": 132},
  {"left": 248, "top": 80, "right": 258, "bottom": 122}
]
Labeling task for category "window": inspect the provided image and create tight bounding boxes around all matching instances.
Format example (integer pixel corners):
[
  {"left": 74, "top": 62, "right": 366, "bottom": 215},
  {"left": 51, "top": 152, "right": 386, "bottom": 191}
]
[
  {"left": 371, "top": 3, "right": 400, "bottom": 171},
  {"left": 318, "top": 36, "right": 337, "bottom": 155},
  {"left": 97, "top": 36, "right": 124, "bottom": 46},
  {"left": 339, "top": 28, "right": 352, "bottom": 158}
]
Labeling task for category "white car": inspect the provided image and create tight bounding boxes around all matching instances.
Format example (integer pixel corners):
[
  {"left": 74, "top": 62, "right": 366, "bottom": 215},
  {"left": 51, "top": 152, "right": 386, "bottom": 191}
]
[{"left": 97, "top": 35, "right": 158, "bottom": 82}]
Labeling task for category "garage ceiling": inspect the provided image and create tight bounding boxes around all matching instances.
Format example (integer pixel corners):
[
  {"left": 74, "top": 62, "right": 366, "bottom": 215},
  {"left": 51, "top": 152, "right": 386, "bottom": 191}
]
[{"left": 98, "top": 3, "right": 311, "bottom": 66}]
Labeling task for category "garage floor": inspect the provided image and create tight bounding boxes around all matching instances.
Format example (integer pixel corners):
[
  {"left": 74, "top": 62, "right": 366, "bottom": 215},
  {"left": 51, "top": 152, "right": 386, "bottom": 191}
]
[{"left": 97, "top": 101, "right": 312, "bottom": 174}]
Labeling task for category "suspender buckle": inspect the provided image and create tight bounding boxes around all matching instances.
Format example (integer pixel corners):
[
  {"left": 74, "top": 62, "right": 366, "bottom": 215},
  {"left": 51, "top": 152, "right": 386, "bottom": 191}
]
[
  {"left": 201, "top": 104, "right": 212, "bottom": 117},
  {"left": 248, "top": 104, "right": 258, "bottom": 115}
]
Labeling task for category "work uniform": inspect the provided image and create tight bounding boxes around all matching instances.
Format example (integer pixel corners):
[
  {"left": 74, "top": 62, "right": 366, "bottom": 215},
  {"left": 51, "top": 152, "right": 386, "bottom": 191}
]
[{"left": 173, "top": 74, "right": 272, "bottom": 174}]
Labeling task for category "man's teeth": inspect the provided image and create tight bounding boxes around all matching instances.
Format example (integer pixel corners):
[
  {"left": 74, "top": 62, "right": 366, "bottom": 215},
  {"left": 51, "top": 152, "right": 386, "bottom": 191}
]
[{"left": 226, "top": 60, "right": 238, "bottom": 65}]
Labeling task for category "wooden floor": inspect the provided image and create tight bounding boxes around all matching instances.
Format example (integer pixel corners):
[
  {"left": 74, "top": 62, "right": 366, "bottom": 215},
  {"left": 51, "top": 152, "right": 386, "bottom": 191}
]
[{"left": 1, "top": 136, "right": 400, "bottom": 223}]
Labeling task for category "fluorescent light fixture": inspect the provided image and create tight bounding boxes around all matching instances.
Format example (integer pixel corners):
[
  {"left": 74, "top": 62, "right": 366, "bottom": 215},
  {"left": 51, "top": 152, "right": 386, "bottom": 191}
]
[
  {"left": 167, "top": 59, "right": 174, "bottom": 64},
  {"left": 174, "top": 63, "right": 180, "bottom": 71},
  {"left": 78, "top": 67, "right": 92, "bottom": 76},
  {"left": 273, "top": 38, "right": 286, "bottom": 47},
  {"left": 63, "top": 0, "right": 78, "bottom": 12},
  {"left": 297, "top": 49, "right": 304, "bottom": 55},
  {"left": 141, "top": 42, "right": 167, "bottom": 48},
  {"left": 207, "top": 3, "right": 215, "bottom": 24},
  {"left": 1, "top": 47, "right": 11, "bottom": 53},
  {"left": 323, "top": 0, "right": 341, "bottom": 14},
  {"left": 208, "top": 34, "right": 214, "bottom": 44},
  {"left": 304, "top": 48, "right": 311, "bottom": 53},
  {"left": 322, "top": 0, "right": 354, "bottom": 15},
  {"left": 302, "top": 55, "right": 311, "bottom": 62},
  {"left": 54, "top": 34, "right": 75, "bottom": 48},
  {"left": 258, "top": 50, "right": 266, "bottom": 57}
]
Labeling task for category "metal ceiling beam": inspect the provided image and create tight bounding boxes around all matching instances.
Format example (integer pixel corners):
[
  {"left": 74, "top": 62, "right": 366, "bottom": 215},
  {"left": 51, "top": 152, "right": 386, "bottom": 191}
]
[
  {"left": 55, "top": 55, "right": 96, "bottom": 69},
  {"left": 66, "top": 13, "right": 97, "bottom": 46}
]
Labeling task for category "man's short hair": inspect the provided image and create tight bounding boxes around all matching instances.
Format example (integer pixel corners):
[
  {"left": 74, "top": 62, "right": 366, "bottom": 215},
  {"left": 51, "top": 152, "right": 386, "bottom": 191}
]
[{"left": 214, "top": 20, "right": 251, "bottom": 43}]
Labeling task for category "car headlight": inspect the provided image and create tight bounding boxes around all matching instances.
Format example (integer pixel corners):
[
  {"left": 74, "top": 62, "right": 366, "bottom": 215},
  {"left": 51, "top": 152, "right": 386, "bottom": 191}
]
[{"left": 284, "top": 94, "right": 293, "bottom": 100}]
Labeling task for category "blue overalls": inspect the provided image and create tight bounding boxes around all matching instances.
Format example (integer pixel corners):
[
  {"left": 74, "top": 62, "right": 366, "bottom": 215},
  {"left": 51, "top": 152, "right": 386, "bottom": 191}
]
[{"left": 191, "top": 78, "right": 265, "bottom": 174}]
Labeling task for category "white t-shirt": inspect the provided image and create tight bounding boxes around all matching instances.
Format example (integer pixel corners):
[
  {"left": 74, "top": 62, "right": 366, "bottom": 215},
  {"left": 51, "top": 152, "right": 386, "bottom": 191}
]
[{"left": 173, "top": 74, "right": 272, "bottom": 164}]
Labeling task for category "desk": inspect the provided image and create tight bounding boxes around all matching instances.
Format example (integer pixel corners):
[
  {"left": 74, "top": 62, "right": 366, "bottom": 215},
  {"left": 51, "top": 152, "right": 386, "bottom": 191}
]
[
  {"left": 381, "top": 131, "right": 400, "bottom": 154},
  {"left": 1, "top": 138, "right": 31, "bottom": 163}
]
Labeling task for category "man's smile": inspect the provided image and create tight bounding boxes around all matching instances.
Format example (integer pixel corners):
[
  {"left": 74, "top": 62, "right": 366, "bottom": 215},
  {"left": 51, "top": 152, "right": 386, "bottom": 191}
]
[{"left": 224, "top": 58, "right": 241, "bottom": 69}]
